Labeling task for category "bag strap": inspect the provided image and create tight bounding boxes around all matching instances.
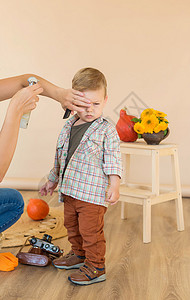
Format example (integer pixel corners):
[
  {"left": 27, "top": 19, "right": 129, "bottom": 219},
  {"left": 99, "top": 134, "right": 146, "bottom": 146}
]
[{"left": 17, "top": 236, "right": 34, "bottom": 253}]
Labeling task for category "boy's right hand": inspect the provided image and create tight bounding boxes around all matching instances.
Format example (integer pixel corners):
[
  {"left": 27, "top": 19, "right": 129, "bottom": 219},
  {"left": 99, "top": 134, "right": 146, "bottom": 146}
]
[{"left": 40, "top": 180, "right": 58, "bottom": 196}]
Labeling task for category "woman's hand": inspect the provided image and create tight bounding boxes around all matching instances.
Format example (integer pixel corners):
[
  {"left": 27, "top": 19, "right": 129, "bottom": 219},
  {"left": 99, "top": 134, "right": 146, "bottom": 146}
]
[
  {"left": 9, "top": 83, "right": 43, "bottom": 117},
  {"left": 56, "top": 88, "right": 91, "bottom": 115}
]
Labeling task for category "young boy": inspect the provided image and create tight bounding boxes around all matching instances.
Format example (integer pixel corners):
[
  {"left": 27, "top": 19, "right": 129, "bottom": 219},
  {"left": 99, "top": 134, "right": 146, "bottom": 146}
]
[{"left": 40, "top": 67, "right": 122, "bottom": 285}]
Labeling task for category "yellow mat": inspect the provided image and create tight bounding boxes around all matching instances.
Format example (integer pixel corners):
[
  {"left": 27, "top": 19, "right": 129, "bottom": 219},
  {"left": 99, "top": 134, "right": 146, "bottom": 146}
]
[{"left": 1, "top": 207, "right": 67, "bottom": 248}]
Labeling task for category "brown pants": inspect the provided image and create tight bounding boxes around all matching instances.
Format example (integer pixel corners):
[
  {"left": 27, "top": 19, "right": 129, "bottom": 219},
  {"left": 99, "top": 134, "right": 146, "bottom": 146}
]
[{"left": 63, "top": 195, "right": 107, "bottom": 268}]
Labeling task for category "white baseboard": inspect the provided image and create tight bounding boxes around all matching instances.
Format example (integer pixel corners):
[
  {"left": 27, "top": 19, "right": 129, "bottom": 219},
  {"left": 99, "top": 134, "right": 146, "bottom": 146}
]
[
  {"left": 0, "top": 177, "right": 43, "bottom": 190},
  {"left": 0, "top": 177, "right": 190, "bottom": 198}
]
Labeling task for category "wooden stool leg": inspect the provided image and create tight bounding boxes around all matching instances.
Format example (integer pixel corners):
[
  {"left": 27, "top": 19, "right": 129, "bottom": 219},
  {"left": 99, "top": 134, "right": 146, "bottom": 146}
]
[
  {"left": 152, "top": 150, "right": 160, "bottom": 196},
  {"left": 175, "top": 196, "right": 185, "bottom": 231},
  {"left": 121, "top": 202, "right": 127, "bottom": 219},
  {"left": 121, "top": 153, "right": 130, "bottom": 220},
  {"left": 143, "top": 198, "right": 151, "bottom": 243},
  {"left": 171, "top": 149, "right": 184, "bottom": 231}
]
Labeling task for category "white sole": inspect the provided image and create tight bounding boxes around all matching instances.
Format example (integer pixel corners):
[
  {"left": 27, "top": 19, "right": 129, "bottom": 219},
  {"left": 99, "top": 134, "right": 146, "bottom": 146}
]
[{"left": 68, "top": 274, "right": 106, "bottom": 285}]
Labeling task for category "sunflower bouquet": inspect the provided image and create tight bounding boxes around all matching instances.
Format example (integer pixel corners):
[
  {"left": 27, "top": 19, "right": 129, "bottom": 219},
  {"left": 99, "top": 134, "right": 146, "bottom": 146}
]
[{"left": 132, "top": 108, "right": 169, "bottom": 139}]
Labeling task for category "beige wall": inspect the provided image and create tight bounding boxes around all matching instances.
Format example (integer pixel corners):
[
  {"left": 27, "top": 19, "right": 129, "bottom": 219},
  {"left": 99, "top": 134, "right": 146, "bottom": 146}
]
[{"left": 0, "top": 1, "right": 190, "bottom": 192}]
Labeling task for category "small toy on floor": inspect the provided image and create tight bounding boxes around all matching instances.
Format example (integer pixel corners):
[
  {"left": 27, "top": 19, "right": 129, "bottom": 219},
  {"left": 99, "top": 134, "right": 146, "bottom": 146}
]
[
  {"left": 0, "top": 252, "right": 18, "bottom": 272},
  {"left": 16, "top": 234, "right": 63, "bottom": 267}
]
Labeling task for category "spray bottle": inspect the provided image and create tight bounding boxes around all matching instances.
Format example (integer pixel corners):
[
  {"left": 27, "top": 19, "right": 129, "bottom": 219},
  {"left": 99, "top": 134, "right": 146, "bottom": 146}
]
[{"left": 20, "top": 76, "right": 38, "bottom": 129}]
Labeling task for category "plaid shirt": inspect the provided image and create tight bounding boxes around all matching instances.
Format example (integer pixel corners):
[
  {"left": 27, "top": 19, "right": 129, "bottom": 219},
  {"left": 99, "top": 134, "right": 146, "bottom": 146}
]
[{"left": 48, "top": 114, "right": 122, "bottom": 207}]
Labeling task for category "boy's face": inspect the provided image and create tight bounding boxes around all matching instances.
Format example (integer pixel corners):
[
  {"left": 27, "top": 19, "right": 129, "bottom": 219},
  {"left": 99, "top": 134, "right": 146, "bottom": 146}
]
[{"left": 77, "top": 87, "right": 108, "bottom": 123}]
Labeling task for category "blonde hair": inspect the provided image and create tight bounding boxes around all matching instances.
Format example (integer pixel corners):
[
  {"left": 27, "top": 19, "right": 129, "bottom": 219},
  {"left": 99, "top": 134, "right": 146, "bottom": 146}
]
[{"left": 72, "top": 67, "right": 107, "bottom": 97}]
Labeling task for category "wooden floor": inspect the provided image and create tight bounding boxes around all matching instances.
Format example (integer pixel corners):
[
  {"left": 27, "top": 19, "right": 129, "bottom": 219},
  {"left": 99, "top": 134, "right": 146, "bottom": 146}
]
[{"left": 1, "top": 191, "right": 190, "bottom": 300}]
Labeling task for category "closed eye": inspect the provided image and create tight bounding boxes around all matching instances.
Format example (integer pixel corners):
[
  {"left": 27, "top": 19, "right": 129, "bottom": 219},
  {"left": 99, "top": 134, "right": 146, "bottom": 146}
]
[{"left": 94, "top": 103, "right": 100, "bottom": 106}]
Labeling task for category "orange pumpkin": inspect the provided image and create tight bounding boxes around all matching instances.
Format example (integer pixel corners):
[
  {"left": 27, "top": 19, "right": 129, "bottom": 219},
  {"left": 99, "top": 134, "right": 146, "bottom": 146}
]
[
  {"left": 27, "top": 198, "right": 49, "bottom": 220},
  {"left": 116, "top": 108, "right": 138, "bottom": 142}
]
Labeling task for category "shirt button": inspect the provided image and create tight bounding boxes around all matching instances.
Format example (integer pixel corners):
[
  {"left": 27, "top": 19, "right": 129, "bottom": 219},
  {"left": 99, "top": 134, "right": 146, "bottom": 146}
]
[
  {"left": 64, "top": 153, "right": 67, "bottom": 156},
  {"left": 60, "top": 170, "right": 63, "bottom": 174}
]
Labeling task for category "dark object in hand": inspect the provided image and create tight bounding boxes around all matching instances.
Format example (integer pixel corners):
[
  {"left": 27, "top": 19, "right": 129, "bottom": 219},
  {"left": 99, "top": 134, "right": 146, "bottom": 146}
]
[{"left": 63, "top": 108, "right": 71, "bottom": 119}]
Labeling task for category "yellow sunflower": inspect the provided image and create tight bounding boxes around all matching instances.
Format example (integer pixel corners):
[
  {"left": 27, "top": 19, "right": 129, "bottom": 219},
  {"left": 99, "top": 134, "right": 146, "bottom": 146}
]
[
  {"left": 141, "top": 114, "right": 159, "bottom": 133},
  {"left": 154, "top": 122, "right": 168, "bottom": 133},
  {"left": 154, "top": 110, "right": 167, "bottom": 119},
  {"left": 141, "top": 108, "right": 155, "bottom": 119},
  {"left": 134, "top": 122, "right": 145, "bottom": 134}
]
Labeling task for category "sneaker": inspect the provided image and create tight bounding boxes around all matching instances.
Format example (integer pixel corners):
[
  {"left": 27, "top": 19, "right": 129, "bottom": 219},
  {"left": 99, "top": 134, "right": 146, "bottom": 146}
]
[
  {"left": 68, "top": 261, "right": 106, "bottom": 285},
  {"left": 52, "top": 250, "right": 85, "bottom": 270}
]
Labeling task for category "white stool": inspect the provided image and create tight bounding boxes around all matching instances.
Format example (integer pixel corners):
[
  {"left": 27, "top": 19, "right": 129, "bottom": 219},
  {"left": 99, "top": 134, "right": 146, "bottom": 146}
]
[{"left": 119, "top": 141, "right": 185, "bottom": 243}]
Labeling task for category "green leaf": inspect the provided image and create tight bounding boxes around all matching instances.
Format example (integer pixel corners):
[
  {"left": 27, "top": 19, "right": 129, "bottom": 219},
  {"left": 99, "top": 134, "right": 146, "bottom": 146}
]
[
  {"left": 138, "top": 134, "right": 142, "bottom": 139},
  {"left": 131, "top": 118, "right": 141, "bottom": 123},
  {"left": 164, "top": 129, "right": 167, "bottom": 136}
]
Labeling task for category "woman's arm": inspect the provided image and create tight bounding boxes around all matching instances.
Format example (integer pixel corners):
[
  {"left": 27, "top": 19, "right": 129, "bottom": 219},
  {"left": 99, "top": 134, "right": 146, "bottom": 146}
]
[
  {"left": 0, "top": 74, "right": 90, "bottom": 113},
  {"left": 0, "top": 84, "right": 43, "bottom": 182}
]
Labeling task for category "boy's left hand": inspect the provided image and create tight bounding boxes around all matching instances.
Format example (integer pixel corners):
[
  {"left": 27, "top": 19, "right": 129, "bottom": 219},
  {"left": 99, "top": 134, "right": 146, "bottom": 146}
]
[
  {"left": 39, "top": 180, "right": 57, "bottom": 196},
  {"left": 105, "top": 186, "right": 120, "bottom": 205}
]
